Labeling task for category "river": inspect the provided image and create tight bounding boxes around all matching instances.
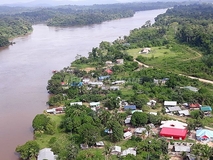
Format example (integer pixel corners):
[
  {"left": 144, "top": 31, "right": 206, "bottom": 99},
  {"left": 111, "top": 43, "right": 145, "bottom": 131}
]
[{"left": 0, "top": 8, "right": 166, "bottom": 159}]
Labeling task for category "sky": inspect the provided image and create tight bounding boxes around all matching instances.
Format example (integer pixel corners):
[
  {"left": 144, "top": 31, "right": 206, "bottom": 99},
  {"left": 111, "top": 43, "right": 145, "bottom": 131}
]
[{"left": 0, "top": 0, "right": 144, "bottom": 5}]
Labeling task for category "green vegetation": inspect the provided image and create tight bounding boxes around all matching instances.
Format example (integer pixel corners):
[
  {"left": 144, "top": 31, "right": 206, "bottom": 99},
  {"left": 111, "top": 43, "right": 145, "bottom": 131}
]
[
  {"left": 16, "top": 3, "right": 213, "bottom": 160},
  {"left": 0, "top": 16, "right": 32, "bottom": 47}
]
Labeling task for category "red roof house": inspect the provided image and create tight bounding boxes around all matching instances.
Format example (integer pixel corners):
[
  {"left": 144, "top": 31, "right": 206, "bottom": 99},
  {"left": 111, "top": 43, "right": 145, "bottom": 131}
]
[
  {"left": 189, "top": 103, "right": 201, "bottom": 109},
  {"left": 159, "top": 120, "right": 188, "bottom": 140},
  {"left": 160, "top": 128, "right": 187, "bottom": 140},
  {"left": 105, "top": 69, "right": 113, "bottom": 74}
]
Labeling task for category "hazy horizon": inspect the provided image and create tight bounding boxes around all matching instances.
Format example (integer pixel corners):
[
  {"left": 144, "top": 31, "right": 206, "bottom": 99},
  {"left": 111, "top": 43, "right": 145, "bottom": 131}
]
[{"left": 0, "top": 0, "right": 182, "bottom": 6}]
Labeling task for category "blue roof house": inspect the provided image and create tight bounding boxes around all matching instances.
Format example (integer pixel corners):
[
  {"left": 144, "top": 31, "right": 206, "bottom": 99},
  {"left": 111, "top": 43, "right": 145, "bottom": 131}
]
[
  {"left": 71, "top": 82, "right": 84, "bottom": 87},
  {"left": 196, "top": 129, "right": 213, "bottom": 141},
  {"left": 200, "top": 106, "right": 212, "bottom": 112},
  {"left": 124, "top": 105, "right": 136, "bottom": 110},
  {"left": 98, "top": 75, "right": 110, "bottom": 81}
]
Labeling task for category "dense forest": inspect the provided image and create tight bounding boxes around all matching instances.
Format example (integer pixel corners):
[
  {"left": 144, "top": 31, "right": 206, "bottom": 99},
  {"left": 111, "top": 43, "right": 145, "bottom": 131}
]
[
  {"left": 16, "top": 2, "right": 182, "bottom": 26},
  {"left": 0, "top": 1, "right": 194, "bottom": 47},
  {"left": 0, "top": 16, "right": 32, "bottom": 47}
]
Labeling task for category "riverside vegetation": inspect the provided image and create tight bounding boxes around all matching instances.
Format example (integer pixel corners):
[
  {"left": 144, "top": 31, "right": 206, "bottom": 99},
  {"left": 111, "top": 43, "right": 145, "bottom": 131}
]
[
  {"left": 16, "top": 3, "right": 213, "bottom": 160},
  {"left": 0, "top": 1, "right": 191, "bottom": 48}
]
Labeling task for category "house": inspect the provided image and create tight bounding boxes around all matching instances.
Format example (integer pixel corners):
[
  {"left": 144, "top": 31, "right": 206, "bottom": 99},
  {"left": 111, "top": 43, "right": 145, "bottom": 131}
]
[
  {"left": 189, "top": 103, "right": 201, "bottom": 109},
  {"left": 200, "top": 106, "right": 212, "bottom": 114},
  {"left": 110, "top": 86, "right": 120, "bottom": 90},
  {"left": 160, "top": 120, "right": 188, "bottom": 140},
  {"left": 116, "top": 59, "right": 124, "bottom": 64},
  {"left": 112, "top": 80, "right": 125, "bottom": 85},
  {"left": 147, "top": 100, "right": 156, "bottom": 106},
  {"left": 70, "top": 102, "right": 83, "bottom": 106},
  {"left": 82, "top": 78, "right": 90, "bottom": 84},
  {"left": 80, "top": 144, "right": 89, "bottom": 150},
  {"left": 134, "top": 127, "right": 147, "bottom": 135},
  {"left": 37, "top": 148, "right": 57, "bottom": 160},
  {"left": 168, "top": 106, "right": 181, "bottom": 112},
  {"left": 141, "top": 47, "right": 151, "bottom": 54},
  {"left": 46, "top": 108, "right": 56, "bottom": 114},
  {"left": 178, "top": 110, "right": 190, "bottom": 116},
  {"left": 105, "top": 61, "right": 112, "bottom": 65},
  {"left": 111, "top": 146, "right": 121, "bottom": 155},
  {"left": 89, "top": 102, "right": 100, "bottom": 107},
  {"left": 104, "top": 128, "right": 113, "bottom": 134},
  {"left": 164, "top": 101, "right": 177, "bottom": 107},
  {"left": 105, "top": 69, "right": 113, "bottom": 74},
  {"left": 88, "top": 81, "right": 103, "bottom": 87},
  {"left": 196, "top": 129, "right": 213, "bottom": 141},
  {"left": 180, "top": 86, "right": 199, "bottom": 92},
  {"left": 121, "top": 148, "right": 136, "bottom": 156},
  {"left": 173, "top": 142, "right": 193, "bottom": 152},
  {"left": 124, "top": 115, "right": 132, "bottom": 124},
  {"left": 124, "top": 105, "right": 136, "bottom": 111},
  {"left": 124, "top": 131, "right": 132, "bottom": 139},
  {"left": 98, "top": 75, "right": 110, "bottom": 81},
  {"left": 71, "top": 82, "right": 83, "bottom": 87},
  {"left": 96, "top": 141, "right": 104, "bottom": 147},
  {"left": 154, "top": 78, "right": 169, "bottom": 85}
]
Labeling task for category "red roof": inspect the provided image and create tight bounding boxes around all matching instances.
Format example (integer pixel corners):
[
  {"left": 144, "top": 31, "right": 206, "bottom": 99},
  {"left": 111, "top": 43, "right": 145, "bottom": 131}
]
[
  {"left": 160, "top": 127, "right": 187, "bottom": 139},
  {"left": 189, "top": 103, "right": 200, "bottom": 108},
  {"left": 105, "top": 69, "right": 113, "bottom": 74}
]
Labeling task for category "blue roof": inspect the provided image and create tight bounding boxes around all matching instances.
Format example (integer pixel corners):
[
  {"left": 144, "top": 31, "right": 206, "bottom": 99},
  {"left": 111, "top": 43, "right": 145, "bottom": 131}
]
[
  {"left": 71, "top": 82, "right": 83, "bottom": 87},
  {"left": 98, "top": 75, "right": 110, "bottom": 80},
  {"left": 196, "top": 129, "right": 213, "bottom": 138},
  {"left": 200, "top": 106, "right": 212, "bottom": 112},
  {"left": 124, "top": 105, "right": 136, "bottom": 110}
]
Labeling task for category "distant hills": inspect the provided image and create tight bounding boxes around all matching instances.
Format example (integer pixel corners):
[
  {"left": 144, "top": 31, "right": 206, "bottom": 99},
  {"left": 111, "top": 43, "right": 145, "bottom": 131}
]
[{"left": 0, "top": 0, "right": 200, "bottom": 7}]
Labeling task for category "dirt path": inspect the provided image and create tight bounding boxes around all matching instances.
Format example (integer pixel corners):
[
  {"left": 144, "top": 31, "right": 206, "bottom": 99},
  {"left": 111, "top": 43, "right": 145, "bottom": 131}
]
[
  {"left": 133, "top": 59, "right": 213, "bottom": 85},
  {"left": 182, "top": 48, "right": 202, "bottom": 61},
  {"left": 179, "top": 74, "right": 213, "bottom": 85},
  {"left": 134, "top": 59, "right": 150, "bottom": 68}
]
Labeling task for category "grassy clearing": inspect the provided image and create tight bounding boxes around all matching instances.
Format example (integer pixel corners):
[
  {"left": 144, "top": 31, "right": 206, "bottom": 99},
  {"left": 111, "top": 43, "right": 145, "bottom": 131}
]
[{"left": 35, "top": 114, "right": 67, "bottom": 149}]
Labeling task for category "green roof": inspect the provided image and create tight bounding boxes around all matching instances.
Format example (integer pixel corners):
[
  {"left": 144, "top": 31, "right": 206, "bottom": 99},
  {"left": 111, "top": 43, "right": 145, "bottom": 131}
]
[{"left": 200, "top": 106, "right": 212, "bottom": 112}]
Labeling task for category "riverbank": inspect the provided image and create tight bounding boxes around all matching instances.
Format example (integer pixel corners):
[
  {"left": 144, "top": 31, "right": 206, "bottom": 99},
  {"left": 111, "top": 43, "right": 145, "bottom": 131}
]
[{"left": 0, "top": 9, "right": 167, "bottom": 160}]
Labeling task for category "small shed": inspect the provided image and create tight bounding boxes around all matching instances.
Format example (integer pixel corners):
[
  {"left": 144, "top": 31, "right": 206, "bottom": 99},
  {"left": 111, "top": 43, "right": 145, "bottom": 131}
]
[
  {"left": 80, "top": 144, "right": 89, "bottom": 150},
  {"left": 116, "top": 59, "right": 124, "bottom": 64},
  {"left": 96, "top": 141, "right": 104, "bottom": 147},
  {"left": 125, "top": 116, "right": 132, "bottom": 124},
  {"left": 178, "top": 110, "right": 190, "bottom": 116},
  {"left": 131, "top": 110, "right": 142, "bottom": 114},
  {"left": 105, "top": 69, "right": 113, "bottom": 74}
]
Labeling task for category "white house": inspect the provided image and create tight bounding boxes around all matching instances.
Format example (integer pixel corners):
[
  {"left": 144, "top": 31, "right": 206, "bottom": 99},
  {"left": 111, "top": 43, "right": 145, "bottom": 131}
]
[
  {"left": 37, "top": 148, "right": 57, "bottom": 160},
  {"left": 134, "top": 127, "right": 147, "bottom": 135},
  {"left": 70, "top": 102, "right": 83, "bottom": 106},
  {"left": 88, "top": 82, "right": 103, "bottom": 87},
  {"left": 160, "top": 120, "right": 187, "bottom": 129},
  {"left": 164, "top": 101, "right": 177, "bottom": 107},
  {"left": 110, "top": 86, "right": 120, "bottom": 90},
  {"left": 124, "top": 131, "right": 132, "bottom": 139},
  {"left": 90, "top": 102, "right": 100, "bottom": 107},
  {"left": 124, "top": 115, "right": 132, "bottom": 124},
  {"left": 121, "top": 148, "right": 136, "bottom": 156},
  {"left": 112, "top": 80, "right": 125, "bottom": 85},
  {"left": 111, "top": 146, "right": 121, "bottom": 155}
]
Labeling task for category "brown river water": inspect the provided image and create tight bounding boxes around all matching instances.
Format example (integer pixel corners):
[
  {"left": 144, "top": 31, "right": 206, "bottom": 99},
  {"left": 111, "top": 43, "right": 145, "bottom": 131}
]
[{"left": 0, "top": 9, "right": 166, "bottom": 159}]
